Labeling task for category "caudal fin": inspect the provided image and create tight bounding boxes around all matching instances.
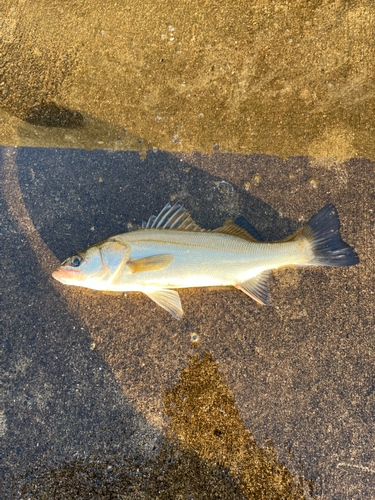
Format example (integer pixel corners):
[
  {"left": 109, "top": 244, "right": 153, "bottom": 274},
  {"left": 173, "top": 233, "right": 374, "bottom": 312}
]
[{"left": 300, "top": 204, "right": 359, "bottom": 267}]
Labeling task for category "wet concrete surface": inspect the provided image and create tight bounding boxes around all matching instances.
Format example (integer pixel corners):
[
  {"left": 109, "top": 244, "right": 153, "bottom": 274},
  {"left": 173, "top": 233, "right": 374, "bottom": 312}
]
[{"left": 1, "top": 146, "right": 374, "bottom": 498}]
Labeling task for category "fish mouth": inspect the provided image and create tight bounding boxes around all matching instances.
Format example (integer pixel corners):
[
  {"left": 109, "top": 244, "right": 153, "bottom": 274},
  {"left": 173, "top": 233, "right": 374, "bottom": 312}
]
[{"left": 52, "top": 267, "right": 80, "bottom": 284}]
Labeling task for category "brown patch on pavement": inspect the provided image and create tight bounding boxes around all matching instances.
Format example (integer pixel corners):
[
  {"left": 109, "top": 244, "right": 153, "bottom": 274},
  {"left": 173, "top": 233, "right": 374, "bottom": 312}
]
[{"left": 164, "top": 352, "right": 311, "bottom": 498}]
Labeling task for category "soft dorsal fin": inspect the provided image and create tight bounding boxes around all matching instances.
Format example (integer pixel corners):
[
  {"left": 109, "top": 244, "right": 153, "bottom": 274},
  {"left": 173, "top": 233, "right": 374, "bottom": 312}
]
[
  {"left": 234, "top": 216, "right": 264, "bottom": 242},
  {"left": 143, "top": 202, "right": 205, "bottom": 232},
  {"left": 212, "top": 219, "right": 261, "bottom": 243}
]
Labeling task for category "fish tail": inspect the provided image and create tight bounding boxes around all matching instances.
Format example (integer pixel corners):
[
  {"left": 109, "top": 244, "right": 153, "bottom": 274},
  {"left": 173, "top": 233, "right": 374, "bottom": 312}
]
[{"left": 298, "top": 204, "right": 359, "bottom": 267}]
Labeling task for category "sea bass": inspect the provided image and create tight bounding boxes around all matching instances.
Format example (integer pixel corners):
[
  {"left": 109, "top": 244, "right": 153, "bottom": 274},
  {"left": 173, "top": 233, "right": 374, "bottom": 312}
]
[{"left": 52, "top": 202, "right": 359, "bottom": 319}]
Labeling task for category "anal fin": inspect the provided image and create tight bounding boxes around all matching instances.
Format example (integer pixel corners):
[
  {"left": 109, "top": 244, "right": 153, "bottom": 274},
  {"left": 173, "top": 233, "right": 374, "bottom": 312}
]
[
  {"left": 145, "top": 289, "right": 183, "bottom": 320},
  {"left": 235, "top": 270, "right": 272, "bottom": 305}
]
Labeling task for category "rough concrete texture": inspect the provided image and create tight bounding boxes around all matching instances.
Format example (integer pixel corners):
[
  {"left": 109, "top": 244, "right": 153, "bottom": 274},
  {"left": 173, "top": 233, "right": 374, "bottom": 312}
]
[
  {"left": 0, "top": 0, "right": 374, "bottom": 159},
  {"left": 1, "top": 0, "right": 374, "bottom": 498},
  {"left": 1, "top": 146, "right": 374, "bottom": 498}
]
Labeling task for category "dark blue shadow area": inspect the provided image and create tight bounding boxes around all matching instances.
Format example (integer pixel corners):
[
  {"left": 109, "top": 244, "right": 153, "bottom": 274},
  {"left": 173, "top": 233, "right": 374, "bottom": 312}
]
[
  {"left": 2, "top": 145, "right": 372, "bottom": 499},
  {"left": 15, "top": 146, "right": 300, "bottom": 263},
  {"left": 0, "top": 208, "right": 161, "bottom": 497}
]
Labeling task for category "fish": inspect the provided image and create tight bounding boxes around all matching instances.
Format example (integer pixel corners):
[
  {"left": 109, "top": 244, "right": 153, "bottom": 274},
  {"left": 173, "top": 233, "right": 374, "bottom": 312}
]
[{"left": 52, "top": 202, "right": 359, "bottom": 319}]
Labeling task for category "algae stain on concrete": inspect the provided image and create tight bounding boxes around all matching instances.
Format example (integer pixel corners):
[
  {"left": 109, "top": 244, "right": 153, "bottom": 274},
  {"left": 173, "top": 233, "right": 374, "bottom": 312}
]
[{"left": 164, "top": 352, "right": 314, "bottom": 498}]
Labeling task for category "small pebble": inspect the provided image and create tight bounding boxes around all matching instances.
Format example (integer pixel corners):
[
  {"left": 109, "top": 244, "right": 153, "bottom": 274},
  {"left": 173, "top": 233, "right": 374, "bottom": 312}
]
[{"left": 191, "top": 333, "right": 199, "bottom": 343}]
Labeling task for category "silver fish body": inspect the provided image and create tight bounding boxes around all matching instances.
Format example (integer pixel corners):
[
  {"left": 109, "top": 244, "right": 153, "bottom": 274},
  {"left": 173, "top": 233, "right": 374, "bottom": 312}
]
[
  {"left": 52, "top": 202, "right": 359, "bottom": 319},
  {"left": 111, "top": 229, "right": 311, "bottom": 290}
]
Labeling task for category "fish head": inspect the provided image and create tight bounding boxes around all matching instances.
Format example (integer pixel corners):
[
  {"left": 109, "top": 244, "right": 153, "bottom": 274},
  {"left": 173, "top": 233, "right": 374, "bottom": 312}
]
[{"left": 52, "top": 240, "right": 129, "bottom": 289}]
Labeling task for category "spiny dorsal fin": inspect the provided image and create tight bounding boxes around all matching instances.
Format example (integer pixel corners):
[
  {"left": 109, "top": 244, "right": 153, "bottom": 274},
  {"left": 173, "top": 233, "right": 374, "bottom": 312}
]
[
  {"left": 144, "top": 202, "right": 205, "bottom": 232},
  {"left": 212, "top": 219, "right": 261, "bottom": 243}
]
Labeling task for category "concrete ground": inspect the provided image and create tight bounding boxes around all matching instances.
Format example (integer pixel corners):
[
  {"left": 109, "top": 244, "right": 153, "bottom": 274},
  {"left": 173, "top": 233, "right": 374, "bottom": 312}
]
[
  {"left": 1, "top": 146, "right": 373, "bottom": 498},
  {"left": 1, "top": 1, "right": 374, "bottom": 497}
]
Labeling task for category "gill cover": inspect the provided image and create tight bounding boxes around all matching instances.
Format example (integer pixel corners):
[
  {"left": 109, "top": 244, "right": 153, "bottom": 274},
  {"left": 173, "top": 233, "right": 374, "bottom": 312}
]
[{"left": 99, "top": 241, "right": 130, "bottom": 284}]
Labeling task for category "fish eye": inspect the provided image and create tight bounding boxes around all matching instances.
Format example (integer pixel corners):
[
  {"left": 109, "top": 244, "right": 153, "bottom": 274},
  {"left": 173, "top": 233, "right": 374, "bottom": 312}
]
[{"left": 70, "top": 255, "right": 83, "bottom": 267}]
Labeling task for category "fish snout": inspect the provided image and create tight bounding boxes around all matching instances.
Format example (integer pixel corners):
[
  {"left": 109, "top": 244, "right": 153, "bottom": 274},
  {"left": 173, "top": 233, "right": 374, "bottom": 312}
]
[{"left": 52, "top": 267, "right": 80, "bottom": 284}]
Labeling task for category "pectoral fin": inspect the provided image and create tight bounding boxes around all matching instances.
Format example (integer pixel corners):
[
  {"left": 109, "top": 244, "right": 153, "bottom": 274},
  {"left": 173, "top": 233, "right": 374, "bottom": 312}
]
[
  {"left": 235, "top": 270, "right": 272, "bottom": 305},
  {"left": 128, "top": 254, "right": 174, "bottom": 274},
  {"left": 145, "top": 289, "right": 183, "bottom": 320}
]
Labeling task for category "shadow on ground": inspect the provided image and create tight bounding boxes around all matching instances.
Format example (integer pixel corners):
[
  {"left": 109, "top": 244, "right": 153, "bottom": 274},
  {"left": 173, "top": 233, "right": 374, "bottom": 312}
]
[
  {"left": 1, "top": 146, "right": 373, "bottom": 498},
  {"left": 16, "top": 354, "right": 310, "bottom": 499}
]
